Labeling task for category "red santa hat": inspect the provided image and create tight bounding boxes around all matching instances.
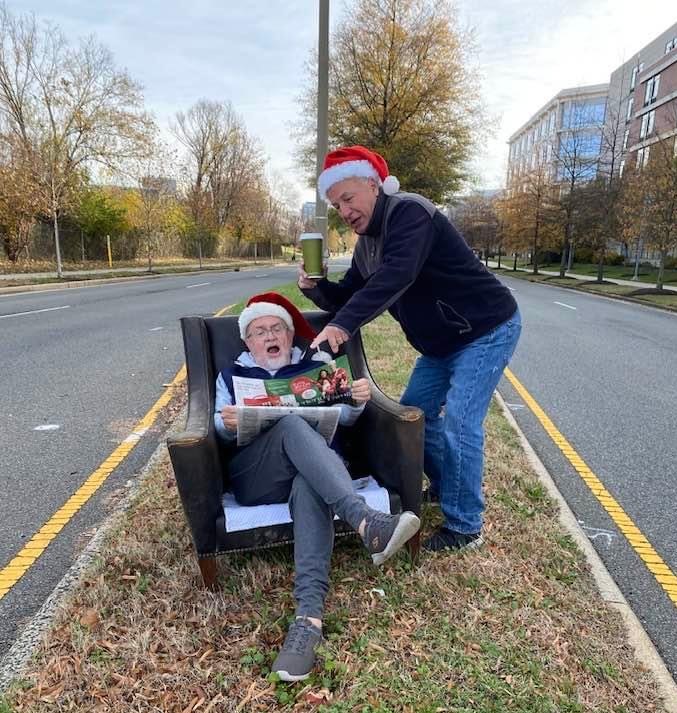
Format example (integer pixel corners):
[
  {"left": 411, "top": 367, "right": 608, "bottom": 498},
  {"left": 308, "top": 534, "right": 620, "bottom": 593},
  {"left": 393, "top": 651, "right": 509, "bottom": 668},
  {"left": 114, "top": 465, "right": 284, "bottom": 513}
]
[
  {"left": 317, "top": 145, "right": 400, "bottom": 202},
  {"left": 238, "top": 292, "right": 317, "bottom": 341}
]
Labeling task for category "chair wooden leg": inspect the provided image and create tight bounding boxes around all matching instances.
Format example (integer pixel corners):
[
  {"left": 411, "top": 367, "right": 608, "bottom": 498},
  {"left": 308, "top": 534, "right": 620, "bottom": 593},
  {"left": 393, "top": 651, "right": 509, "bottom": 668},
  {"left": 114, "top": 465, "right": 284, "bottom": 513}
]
[
  {"left": 198, "top": 557, "right": 218, "bottom": 589},
  {"left": 406, "top": 530, "right": 421, "bottom": 564}
]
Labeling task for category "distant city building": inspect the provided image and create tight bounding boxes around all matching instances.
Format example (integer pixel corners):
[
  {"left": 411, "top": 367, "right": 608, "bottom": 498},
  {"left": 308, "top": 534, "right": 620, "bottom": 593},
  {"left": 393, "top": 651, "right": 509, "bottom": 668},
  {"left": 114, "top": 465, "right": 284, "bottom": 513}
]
[
  {"left": 301, "top": 202, "right": 316, "bottom": 227},
  {"left": 506, "top": 84, "right": 608, "bottom": 191},
  {"left": 447, "top": 189, "right": 501, "bottom": 223},
  {"left": 140, "top": 175, "right": 177, "bottom": 196}
]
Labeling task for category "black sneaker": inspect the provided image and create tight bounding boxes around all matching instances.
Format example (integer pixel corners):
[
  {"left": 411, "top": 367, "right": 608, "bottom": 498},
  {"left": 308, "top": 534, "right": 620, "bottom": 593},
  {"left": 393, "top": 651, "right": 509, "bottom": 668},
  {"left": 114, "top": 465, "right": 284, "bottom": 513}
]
[
  {"left": 362, "top": 510, "right": 421, "bottom": 565},
  {"left": 272, "top": 617, "right": 323, "bottom": 682},
  {"left": 423, "top": 527, "right": 484, "bottom": 553}
]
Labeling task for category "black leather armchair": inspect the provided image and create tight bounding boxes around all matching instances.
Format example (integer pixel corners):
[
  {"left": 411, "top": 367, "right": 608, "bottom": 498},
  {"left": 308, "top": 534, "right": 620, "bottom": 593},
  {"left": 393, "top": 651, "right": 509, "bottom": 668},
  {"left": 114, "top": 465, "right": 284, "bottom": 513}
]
[{"left": 167, "top": 312, "right": 424, "bottom": 587}]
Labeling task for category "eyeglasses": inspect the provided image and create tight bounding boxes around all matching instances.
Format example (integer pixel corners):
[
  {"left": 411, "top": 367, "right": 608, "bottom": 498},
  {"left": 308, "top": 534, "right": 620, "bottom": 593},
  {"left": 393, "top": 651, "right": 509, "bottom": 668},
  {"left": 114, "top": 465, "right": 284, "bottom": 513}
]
[{"left": 246, "top": 323, "right": 288, "bottom": 340}]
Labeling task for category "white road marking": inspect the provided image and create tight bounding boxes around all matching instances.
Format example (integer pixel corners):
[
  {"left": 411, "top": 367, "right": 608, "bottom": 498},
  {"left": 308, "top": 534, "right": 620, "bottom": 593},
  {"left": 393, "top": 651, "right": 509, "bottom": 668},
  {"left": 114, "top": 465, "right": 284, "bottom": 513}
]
[
  {"left": 507, "top": 286, "right": 516, "bottom": 291},
  {"left": 149, "top": 326, "right": 164, "bottom": 331},
  {"left": 505, "top": 402, "right": 526, "bottom": 410},
  {"left": 185, "top": 282, "right": 211, "bottom": 289},
  {"left": 578, "top": 521, "right": 617, "bottom": 547},
  {"left": 0, "top": 305, "right": 70, "bottom": 320},
  {"left": 122, "top": 427, "right": 149, "bottom": 444},
  {"left": 255, "top": 273, "right": 269, "bottom": 277},
  {"left": 554, "top": 301, "right": 577, "bottom": 310},
  {"left": 34, "top": 424, "right": 60, "bottom": 431}
]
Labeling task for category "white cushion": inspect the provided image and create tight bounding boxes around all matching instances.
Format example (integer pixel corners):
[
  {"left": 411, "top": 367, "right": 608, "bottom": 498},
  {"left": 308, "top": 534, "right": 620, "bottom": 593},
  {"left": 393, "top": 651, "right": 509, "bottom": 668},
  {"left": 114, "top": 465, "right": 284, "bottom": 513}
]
[{"left": 222, "top": 476, "right": 390, "bottom": 533}]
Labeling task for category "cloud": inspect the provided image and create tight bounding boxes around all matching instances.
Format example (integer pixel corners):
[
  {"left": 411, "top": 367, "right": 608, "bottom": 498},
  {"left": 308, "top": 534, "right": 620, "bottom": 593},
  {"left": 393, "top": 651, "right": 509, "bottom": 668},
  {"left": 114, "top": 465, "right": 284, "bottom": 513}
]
[
  {"left": 458, "top": 0, "right": 677, "bottom": 188},
  {"left": 6, "top": 0, "right": 677, "bottom": 198}
]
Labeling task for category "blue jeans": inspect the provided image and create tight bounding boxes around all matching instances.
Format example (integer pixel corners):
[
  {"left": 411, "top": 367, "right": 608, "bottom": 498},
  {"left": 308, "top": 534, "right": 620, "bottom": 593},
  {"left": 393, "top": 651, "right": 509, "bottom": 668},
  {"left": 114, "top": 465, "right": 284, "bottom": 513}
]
[{"left": 401, "top": 309, "right": 521, "bottom": 534}]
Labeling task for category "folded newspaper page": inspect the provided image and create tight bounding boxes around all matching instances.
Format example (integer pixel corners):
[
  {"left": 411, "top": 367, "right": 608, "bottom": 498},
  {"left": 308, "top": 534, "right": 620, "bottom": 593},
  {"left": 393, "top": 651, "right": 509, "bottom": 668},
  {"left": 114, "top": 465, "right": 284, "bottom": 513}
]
[
  {"left": 236, "top": 406, "right": 341, "bottom": 447},
  {"left": 232, "top": 355, "right": 354, "bottom": 407}
]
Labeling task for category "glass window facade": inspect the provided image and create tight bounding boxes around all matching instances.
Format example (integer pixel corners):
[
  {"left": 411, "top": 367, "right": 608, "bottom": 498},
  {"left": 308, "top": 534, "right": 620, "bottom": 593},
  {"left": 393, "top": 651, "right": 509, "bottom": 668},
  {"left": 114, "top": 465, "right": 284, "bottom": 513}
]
[{"left": 561, "top": 99, "right": 607, "bottom": 129}]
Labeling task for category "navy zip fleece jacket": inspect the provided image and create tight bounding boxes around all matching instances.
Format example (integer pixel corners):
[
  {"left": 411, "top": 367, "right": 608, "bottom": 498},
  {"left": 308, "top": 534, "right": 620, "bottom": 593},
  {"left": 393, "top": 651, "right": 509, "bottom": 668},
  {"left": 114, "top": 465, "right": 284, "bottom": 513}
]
[{"left": 303, "top": 191, "right": 517, "bottom": 357}]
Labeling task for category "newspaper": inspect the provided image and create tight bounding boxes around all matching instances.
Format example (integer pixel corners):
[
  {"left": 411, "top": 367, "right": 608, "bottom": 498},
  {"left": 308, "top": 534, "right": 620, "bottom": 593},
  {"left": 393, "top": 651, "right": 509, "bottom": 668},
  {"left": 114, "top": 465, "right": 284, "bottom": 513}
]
[
  {"left": 236, "top": 405, "right": 341, "bottom": 447},
  {"left": 232, "top": 355, "right": 353, "bottom": 446}
]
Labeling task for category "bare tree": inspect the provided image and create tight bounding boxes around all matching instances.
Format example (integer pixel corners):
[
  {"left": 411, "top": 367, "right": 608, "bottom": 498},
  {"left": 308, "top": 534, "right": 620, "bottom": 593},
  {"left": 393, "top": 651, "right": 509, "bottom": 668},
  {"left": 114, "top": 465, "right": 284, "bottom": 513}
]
[
  {"left": 0, "top": 141, "right": 40, "bottom": 261},
  {"left": 121, "top": 138, "right": 179, "bottom": 272},
  {"left": 0, "top": 5, "right": 153, "bottom": 276},
  {"left": 455, "top": 191, "right": 500, "bottom": 261},
  {"left": 551, "top": 102, "right": 604, "bottom": 277},
  {"left": 172, "top": 99, "right": 264, "bottom": 257},
  {"left": 504, "top": 159, "right": 558, "bottom": 274},
  {"left": 584, "top": 91, "right": 628, "bottom": 282},
  {"left": 633, "top": 143, "right": 677, "bottom": 290}
]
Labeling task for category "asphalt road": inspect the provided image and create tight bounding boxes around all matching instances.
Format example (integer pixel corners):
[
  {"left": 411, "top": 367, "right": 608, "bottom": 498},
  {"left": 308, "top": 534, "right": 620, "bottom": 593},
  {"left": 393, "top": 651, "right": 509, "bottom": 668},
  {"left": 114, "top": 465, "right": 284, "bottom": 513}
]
[
  {"left": 0, "top": 265, "right": 300, "bottom": 657},
  {"left": 495, "top": 274, "right": 677, "bottom": 677},
  {"left": 2, "top": 263, "right": 676, "bottom": 681}
]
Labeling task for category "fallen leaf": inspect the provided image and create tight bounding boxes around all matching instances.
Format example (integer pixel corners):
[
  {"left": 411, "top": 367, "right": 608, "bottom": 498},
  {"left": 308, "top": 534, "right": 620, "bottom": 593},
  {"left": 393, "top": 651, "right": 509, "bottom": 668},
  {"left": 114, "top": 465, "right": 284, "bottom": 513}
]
[{"left": 79, "top": 608, "right": 99, "bottom": 628}]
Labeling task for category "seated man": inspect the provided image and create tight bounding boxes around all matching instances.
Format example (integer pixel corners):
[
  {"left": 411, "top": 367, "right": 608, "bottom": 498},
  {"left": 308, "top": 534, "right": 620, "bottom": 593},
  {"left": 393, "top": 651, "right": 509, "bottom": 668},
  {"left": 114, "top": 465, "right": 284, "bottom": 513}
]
[{"left": 214, "top": 292, "right": 420, "bottom": 682}]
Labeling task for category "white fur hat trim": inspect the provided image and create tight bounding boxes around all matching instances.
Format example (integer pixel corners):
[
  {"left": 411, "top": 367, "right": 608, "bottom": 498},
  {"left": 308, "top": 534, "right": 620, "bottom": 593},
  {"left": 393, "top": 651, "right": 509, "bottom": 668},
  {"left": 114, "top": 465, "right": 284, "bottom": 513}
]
[
  {"left": 238, "top": 302, "right": 293, "bottom": 339},
  {"left": 318, "top": 160, "right": 381, "bottom": 201}
]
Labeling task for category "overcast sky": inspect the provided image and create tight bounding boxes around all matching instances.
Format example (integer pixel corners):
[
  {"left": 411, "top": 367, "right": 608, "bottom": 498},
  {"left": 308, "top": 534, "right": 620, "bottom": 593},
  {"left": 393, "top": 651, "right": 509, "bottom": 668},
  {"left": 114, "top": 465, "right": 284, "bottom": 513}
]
[{"left": 6, "top": 0, "right": 677, "bottom": 204}]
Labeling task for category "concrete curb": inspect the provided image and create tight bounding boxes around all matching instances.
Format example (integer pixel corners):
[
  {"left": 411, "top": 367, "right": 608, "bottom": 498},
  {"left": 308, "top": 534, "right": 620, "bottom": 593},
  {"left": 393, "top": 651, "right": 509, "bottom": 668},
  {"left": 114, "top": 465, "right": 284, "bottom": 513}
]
[
  {"left": 495, "top": 390, "right": 677, "bottom": 712},
  {"left": 0, "top": 424, "right": 177, "bottom": 692}
]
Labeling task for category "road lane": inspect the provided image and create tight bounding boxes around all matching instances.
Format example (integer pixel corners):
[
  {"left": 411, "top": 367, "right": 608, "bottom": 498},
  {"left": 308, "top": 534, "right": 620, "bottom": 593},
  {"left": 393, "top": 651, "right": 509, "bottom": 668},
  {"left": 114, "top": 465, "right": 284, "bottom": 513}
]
[
  {"left": 0, "top": 266, "right": 300, "bottom": 655},
  {"left": 495, "top": 274, "right": 677, "bottom": 676}
]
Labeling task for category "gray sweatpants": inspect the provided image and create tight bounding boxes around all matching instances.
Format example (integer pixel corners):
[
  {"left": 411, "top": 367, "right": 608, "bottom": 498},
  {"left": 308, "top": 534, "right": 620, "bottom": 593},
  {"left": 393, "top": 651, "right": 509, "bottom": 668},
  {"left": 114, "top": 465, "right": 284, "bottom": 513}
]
[{"left": 228, "top": 415, "right": 370, "bottom": 619}]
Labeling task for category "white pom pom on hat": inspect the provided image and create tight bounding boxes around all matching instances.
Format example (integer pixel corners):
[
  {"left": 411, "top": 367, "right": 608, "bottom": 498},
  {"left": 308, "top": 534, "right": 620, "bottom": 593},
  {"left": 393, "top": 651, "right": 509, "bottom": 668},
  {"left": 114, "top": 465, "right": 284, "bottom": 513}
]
[
  {"left": 317, "top": 145, "right": 400, "bottom": 201},
  {"left": 382, "top": 175, "right": 400, "bottom": 195}
]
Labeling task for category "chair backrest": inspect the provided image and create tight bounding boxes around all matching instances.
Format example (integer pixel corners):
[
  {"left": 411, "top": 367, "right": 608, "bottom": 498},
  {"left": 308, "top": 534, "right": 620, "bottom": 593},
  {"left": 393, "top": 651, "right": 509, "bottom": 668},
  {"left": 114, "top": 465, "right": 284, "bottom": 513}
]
[{"left": 202, "top": 312, "right": 370, "bottom": 388}]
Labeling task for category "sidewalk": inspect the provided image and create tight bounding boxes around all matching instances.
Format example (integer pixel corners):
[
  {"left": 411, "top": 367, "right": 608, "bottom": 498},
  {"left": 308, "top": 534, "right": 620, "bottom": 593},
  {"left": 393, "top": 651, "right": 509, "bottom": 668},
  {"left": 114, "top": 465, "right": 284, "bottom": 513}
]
[{"left": 488, "top": 261, "right": 677, "bottom": 293}]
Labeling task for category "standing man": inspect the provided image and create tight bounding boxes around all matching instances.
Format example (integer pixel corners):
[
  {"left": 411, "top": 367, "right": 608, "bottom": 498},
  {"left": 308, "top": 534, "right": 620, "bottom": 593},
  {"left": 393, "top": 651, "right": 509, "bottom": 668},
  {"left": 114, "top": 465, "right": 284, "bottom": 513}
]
[{"left": 299, "top": 145, "right": 521, "bottom": 553}]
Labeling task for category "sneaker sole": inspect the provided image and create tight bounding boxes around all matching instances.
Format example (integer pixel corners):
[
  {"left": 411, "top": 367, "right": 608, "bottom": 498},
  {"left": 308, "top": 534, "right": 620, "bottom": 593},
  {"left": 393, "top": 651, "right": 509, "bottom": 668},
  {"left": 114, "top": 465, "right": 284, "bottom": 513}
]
[
  {"left": 371, "top": 511, "right": 421, "bottom": 566},
  {"left": 275, "top": 669, "right": 311, "bottom": 682}
]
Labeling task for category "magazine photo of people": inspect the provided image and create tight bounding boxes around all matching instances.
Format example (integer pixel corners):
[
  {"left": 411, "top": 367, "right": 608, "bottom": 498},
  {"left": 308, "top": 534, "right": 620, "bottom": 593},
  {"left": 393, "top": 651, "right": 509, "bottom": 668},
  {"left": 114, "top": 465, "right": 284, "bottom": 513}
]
[{"left": 231, "top": 355, "right": 355, "bottom": 409}]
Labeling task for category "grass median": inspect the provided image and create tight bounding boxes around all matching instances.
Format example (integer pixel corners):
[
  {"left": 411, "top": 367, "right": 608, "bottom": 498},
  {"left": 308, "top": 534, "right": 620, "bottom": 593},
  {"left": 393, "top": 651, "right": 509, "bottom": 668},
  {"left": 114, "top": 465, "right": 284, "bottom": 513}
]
[
  {"left": 1, "top": 284, "right": 669, "bottom": 712},
  {"left": 493, "top": 268, "right": 677, "bottom": 312}
]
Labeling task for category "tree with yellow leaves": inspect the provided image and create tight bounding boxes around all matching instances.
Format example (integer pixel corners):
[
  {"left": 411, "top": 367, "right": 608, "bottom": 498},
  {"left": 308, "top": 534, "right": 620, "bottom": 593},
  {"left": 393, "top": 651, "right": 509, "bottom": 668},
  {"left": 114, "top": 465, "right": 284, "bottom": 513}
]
[{"left": 295, "top": 0, "right": 483, "bottom": 201}]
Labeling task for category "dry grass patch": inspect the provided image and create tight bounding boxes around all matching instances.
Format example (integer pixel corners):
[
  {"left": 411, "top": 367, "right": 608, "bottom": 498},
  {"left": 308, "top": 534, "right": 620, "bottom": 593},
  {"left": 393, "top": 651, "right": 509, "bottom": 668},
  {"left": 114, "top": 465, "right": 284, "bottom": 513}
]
[
  {"left": 576, "top": 284, "right": 636, "bottom": 296},
  {"left": 2, "top": 300, "right": 668, "bottom": 713},
  {"left": 632, "top": 293, "right": 677, "bottom": 310}
]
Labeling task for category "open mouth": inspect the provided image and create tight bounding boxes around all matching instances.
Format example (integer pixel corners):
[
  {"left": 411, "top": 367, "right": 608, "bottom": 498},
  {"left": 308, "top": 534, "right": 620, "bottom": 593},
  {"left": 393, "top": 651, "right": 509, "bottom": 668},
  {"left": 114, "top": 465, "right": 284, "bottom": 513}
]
[{"left": 266, "top": 345, "right": 280, "bottom": 355}]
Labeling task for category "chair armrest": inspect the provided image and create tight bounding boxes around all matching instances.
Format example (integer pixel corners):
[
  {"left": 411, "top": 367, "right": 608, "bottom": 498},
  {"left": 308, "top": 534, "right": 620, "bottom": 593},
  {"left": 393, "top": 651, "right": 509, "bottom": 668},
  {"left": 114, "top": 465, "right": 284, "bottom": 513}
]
[
  {"left": 167, "top": 425, "right": 223, "bottom": 556},
  {"left": 360, "top": 386, "right": 424, "bottom": 515},
  {"left": 167, "top": 315, "right": 227, "bottom": 556}
]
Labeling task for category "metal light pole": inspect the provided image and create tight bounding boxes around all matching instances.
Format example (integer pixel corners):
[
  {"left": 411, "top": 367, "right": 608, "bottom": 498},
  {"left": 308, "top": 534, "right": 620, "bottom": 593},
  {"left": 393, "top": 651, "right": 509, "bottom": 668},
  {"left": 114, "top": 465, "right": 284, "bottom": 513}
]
[{"left": 314, "top": 0, "right": 329, "bottom": 254}]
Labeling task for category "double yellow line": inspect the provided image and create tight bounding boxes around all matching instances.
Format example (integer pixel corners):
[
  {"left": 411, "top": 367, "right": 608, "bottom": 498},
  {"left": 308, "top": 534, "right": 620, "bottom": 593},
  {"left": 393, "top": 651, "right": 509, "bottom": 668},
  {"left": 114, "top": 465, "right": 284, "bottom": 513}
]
[
  {"left": 0, "top": 366, "right": 186, "bottom": 600},
  {"left": 0, "top": 303, "right": 233, "bottom": 601},
  {"left": 504, "top": 368, "right": 677, "bottom": 607}
]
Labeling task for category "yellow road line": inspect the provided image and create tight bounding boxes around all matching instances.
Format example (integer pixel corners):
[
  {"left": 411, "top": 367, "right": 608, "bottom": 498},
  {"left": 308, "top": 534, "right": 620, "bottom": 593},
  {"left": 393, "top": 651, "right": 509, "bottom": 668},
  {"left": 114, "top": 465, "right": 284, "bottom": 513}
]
[
  {"left": 504, "top": 367, "right": 677, "bottom": 607},
  {"left": 0, "top": 303, "right": 234, "bottom": 600}
]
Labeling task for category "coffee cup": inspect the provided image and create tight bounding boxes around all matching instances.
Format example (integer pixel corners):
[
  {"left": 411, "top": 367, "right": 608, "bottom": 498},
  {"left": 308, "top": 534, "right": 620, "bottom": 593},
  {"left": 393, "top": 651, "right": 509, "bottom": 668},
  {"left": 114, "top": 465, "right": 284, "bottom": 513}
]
[{"left": 299, "top": 233, "right": 324, "bottom": 278}]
